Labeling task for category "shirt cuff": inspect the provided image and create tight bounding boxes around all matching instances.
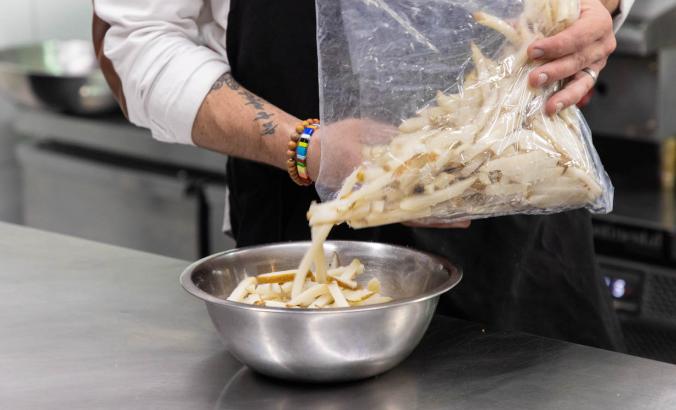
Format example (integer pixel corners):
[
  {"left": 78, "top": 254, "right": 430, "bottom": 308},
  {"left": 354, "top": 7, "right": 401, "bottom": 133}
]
[
  {"left": 613, "top": 0, "right": 634, "bottom": 32},
  {"left": 146, "top": 47, "right": 229, "bottom": 145}
]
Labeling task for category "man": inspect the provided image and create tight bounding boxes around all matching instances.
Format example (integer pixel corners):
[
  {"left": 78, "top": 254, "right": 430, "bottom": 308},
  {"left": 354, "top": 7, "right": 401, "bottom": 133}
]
[{"left": 93, "top": 0, "right": 633, "bottom": 350}]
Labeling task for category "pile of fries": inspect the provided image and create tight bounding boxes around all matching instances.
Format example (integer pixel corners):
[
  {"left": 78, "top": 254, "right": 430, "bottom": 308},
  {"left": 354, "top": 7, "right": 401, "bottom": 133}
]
[{"left": 227, "top": 256, "right": 392, "bottom": 308}]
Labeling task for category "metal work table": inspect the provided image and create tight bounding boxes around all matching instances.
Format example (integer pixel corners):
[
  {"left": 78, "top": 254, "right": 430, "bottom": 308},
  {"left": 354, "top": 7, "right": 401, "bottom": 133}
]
[{"left": 2, "top": 222, "right": 676, "bottom": 409}]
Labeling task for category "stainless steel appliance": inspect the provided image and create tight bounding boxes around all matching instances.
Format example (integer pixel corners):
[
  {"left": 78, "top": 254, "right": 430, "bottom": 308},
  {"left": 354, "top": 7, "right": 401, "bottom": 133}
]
[
  {"left": 13, "top": 109, "right": 234, "bottom": 260},
  {"left": 18, "top": 142, "right": 231, "bottom": 260},
  {"left": 593, "top": 188, "right": 676, "bottom": 363},
  {"left": 599, "top": 255, "right": 676, "bottom": 363},
  {"left": 585, "top": 0, "right": 676, "bottom": 363},
  {"left": 583, "top": 0, "right": 676, "bottom": 140}
]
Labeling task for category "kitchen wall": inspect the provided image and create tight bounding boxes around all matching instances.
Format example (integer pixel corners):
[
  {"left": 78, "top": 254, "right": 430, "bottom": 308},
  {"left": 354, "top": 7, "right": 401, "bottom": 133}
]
[{"left": 0, "top": 0, "right": 92, "bottom": 48}]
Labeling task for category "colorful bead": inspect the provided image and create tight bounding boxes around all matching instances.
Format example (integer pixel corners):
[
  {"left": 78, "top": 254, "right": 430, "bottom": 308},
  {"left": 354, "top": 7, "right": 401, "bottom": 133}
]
[{"left": 286, "top": 118, "right": 319, "bottom": 186}]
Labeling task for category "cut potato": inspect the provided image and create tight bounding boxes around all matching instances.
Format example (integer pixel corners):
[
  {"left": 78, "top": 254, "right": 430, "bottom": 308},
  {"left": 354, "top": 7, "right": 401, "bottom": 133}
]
[
  {"left": 367, "top": 278, "right": 381, "bottom": 293},
  {"left": 355, "top": 294, "right": 394, "bottom": 306},
  {"left": 288, "top": 284, "right": 330, "bottom": 307},
  {"left": 256, "top": 270, "right": 296, "bottom": 284},
  {"left": 342, "top": 288, "right": 375, "bottom": 302},
  {"left": 328, "top": 283, "right": 350, "bottom": 308},
  {"left": 243, "top": 293, "right": 262, "bottom": 305},
  {"left": 264, "top": 300, "right": 288, "bottom": 308},
  {"left": 227, "top": 277, "right": 257, "bottom": 303},
  {"left": 227, "top": 258, "right": 393, "bottom": 309}
]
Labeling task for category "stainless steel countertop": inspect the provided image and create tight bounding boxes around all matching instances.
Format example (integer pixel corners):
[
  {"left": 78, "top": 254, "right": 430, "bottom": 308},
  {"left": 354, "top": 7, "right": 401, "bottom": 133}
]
[{"left": 2, "top": 222, "right": 676, "bottom": 409}]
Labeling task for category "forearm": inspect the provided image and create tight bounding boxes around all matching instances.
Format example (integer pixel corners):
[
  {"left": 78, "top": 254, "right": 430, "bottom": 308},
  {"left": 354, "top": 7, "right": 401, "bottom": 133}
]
[{"left": 192, "top": 73, "right": 298, "bottom": 170}]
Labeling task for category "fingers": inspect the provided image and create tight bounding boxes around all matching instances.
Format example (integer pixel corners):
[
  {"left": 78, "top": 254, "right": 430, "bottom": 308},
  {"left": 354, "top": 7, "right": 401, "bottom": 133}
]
[
  {"left": 403, "top": 220, "right": 471, "bottom": 229},
  {"left": 528, "top": 18, "right": 603, "bottom": 61},
  {"left": 528, "top": 3, "right": 616, "bottom": 88},
  {"left": 544, "top": 60, "right": 605, "bottom": 115},
  {"left": 527, "top": 3, "right": 614, "bottom": 61},
  {"left": 525, "top": 0, "right": 618, "bottom": 114},
  {"left": 529, "top": 40, "right": 609, "bottom": 87},
  {"left": 577, "top": 89, "right": 594, "bottom": 108}
]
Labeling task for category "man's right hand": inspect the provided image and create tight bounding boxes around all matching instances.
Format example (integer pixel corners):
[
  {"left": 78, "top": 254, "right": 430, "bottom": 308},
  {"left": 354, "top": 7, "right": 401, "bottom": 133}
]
[{"left": 308, "top": 119, "right": 396, "bottom": 189}]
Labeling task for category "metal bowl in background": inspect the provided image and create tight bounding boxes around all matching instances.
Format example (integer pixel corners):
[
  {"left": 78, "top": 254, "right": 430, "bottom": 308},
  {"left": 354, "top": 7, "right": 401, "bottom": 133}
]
[
  {"left": 0, "top": 40, "right": 118, "bottom": 115},
  {"left": 180, "top": 241, "right": 462, "bottom": 383}
]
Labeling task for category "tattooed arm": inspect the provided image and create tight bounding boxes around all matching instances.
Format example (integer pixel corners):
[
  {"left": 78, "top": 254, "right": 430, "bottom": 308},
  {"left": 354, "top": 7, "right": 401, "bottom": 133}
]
[{"left": 192, "top": 73, "right": 300, "bottom": 171}]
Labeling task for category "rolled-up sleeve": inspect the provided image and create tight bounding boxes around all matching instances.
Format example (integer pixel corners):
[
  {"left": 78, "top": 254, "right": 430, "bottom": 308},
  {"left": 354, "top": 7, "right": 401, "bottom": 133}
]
[
  {"left": 614, "top": 0, "right": 635, "bottom": 32},
  {"left": 93, "top": 0, "right": 230, "bottom": 145}
]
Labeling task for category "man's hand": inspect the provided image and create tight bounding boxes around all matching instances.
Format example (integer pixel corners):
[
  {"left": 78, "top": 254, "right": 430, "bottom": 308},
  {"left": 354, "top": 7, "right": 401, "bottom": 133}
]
[
  {"left": 528, "top": 0, "right": 618, "bottom": 115},
  {"left": 307, "top": 119, "right": 394, "bottom": 184}
]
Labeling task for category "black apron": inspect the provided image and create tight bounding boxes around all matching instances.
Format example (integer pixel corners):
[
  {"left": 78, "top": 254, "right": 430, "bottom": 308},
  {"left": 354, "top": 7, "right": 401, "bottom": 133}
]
[{"left": 225, "top": 0, "right": 624, "bottom": 351}]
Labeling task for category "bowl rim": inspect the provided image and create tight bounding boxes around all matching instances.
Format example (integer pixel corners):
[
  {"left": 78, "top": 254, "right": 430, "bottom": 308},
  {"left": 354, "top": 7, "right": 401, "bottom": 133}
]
[{"left": 179, "top": 240, "right": 462, "bottom": 314}]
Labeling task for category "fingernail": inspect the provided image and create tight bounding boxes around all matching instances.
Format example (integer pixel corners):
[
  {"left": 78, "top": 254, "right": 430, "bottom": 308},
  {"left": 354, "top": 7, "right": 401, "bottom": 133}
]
[
  {"left": 530, "top": 48, "right": 544, "bottom": 59},
  {"left": 537, "top": 73, "right": 548, "bottom": 86},
  {"left": 555, "top": 102, "right": 564, "bottom": 113}
]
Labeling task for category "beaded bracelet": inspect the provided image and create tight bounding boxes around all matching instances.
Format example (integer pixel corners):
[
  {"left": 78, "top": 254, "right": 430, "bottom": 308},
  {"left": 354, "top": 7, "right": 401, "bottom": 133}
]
[{"left": 286, "top": 119, "right": 320, "bottom": 186}]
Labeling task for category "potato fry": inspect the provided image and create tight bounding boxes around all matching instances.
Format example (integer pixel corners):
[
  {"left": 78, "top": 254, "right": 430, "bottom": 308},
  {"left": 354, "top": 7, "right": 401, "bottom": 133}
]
[
  {"left": 309, "top": 293, "right": 334, "bottom": 309},
  {"left": 399, "top": 176, "right": 478, "bottom": 212},
  {"left": 255, "top": 283, "right": 275, "bottom": 300},
  {"left": 227, "top": 277, "right": 257, "bottom": 302},
  {"left": 292, "top": 224, "right": 332, "bottom": 299},
  {"left": 264, "top": 300, "right": 288, "bottom": 308},
  {"left": 256, "top": 270, "right": 296, "bottom": 284},
  {"left": 329, "top": 275, "right": 358, "bottom": 290},
  {"left": 280, "top": 282, "right": 293, "bottom": 297},
  {"left": 243, "top": 293, "right": 263, "bottom": 305},
  {"left": 473, "top": 11, "right": 521, "bottom": 45},
  {"left": 328, "top": 283, "right": 350, "bottom": 308},
  {"left": 367, "top": 278, "right": 381, "bottom": 293},
  {"left": 340, "top": 259, "right": 364, "bottom": 281},
  {"left": 328, "top": 252, "right": 340, "bottom": 270},
  {"left": 288, "top": 284, "right": 330, "bottom": 307},
  {"left": 342, "top": 288, "right": 375, "bottom": 302},
  {"left": 355, "top": 294, "right": 393, "bottom": 306}
]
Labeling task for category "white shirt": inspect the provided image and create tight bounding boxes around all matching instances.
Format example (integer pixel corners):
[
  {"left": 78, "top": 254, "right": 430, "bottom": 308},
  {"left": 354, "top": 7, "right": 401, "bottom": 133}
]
[{"left": 94, "top": 0, "right": 634, "bottom": 146}]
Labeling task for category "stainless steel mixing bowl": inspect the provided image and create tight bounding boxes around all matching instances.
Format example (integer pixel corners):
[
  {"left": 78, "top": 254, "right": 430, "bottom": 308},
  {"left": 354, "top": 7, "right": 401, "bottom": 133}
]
[
  {"left": 0, "top": 40, "right": 117, "bottom": 115},
  {"left": 180, "top": 241, "right": 462, "bottom": 382}
]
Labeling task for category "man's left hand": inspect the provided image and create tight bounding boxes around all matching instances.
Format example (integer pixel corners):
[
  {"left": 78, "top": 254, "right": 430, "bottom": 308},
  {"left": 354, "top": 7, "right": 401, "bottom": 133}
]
[{"left": 527, "top": 0, "right": 618, "bottom": 115}]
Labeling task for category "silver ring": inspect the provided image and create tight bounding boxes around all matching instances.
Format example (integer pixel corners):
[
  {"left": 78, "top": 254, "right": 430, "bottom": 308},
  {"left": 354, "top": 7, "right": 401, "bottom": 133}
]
[{"left": 581, "top": 67, "right": 598, "bottom": 83}]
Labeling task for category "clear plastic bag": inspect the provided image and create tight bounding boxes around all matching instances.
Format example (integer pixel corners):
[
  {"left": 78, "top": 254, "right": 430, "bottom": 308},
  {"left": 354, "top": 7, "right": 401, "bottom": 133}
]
[{"left": 312, "top": 0, "right": 613, "bottom": 229}]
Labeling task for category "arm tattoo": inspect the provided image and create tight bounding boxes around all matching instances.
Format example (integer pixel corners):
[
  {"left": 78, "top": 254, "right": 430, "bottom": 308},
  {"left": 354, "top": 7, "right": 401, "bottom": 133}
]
[
  {"left": 209, "top": 73, "right": 279, "bottom": 137},
  {"left": 211, "top": 72, "right": 240, "bottom": 91},
  {"left": 239, "top": 90, "right": 265, "bottom": 110},
  {"left": 261, "top": 121, "right": 278, "bottom": 135},
  {"left": 241, "top": 90, "right": 277, "bottom": 136}
]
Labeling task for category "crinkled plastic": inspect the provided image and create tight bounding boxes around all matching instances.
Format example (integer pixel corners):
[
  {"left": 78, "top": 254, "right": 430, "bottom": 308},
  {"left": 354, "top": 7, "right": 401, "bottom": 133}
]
[{"left": 312, "top": 0, "right": 613, "bottom": 229}]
